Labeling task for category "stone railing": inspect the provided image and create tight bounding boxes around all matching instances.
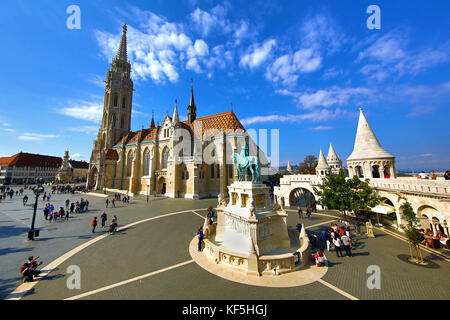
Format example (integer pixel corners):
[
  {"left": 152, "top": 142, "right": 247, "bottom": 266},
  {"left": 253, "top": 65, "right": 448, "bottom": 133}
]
[{"left": 367, "top": 178, "right": 450, "bottom": 196}]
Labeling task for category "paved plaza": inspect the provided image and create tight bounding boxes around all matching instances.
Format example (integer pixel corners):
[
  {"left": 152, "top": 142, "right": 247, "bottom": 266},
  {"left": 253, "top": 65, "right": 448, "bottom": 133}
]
[{"left": 1, "top": 187, "right": 449, "bottom": 300}]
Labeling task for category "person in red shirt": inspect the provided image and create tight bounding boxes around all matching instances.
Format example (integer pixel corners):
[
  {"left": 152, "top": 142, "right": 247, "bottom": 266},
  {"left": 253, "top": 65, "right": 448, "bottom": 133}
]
[{"left": 92, "top": 217, "right": 98, "bottom": 233}]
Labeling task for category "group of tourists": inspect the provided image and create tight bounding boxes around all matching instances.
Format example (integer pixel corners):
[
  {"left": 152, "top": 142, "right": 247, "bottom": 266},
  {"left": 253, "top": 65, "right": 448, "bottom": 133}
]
[
  {"left": 42, "top": 198, "right": 89, "bottom": 222},
  {"left": 92, "top": 213, "right": 118, "bottom": 234},
  {"left": 323, "top": 223, "right": 353, "bottom": 258},
  {"left": 297, "top": 207, "right": 313, "bottom": 219},
  {"left": 106, "top": 193, "right": 130, "bottom": 208},
  {"left": 49, "top": 184, "right": 86, "bottom": 194}
]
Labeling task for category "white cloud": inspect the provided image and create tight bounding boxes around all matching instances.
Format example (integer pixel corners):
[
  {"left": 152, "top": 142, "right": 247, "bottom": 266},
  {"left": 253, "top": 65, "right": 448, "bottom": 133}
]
[
  {"left": 58, "top": 100, "right": 103, "bottom": 123},
  {"left": 265, "top": 48, "right": 322, "bottom": 85},
  {"left": 309, "top": 126, "right": 334, "bottom": 131},
  {"left": 190, "top": 4, "right": 231, "bottom": 37},
  {"left": 356, "top": 30, "right": 449, "bottom": 82},
  {"left": 297, "top": 87, "right": 375, "bottom": 109},
  {"left": 68, "top": 126, "right": 99, "bottom": 135},
  {"left": 71, "top": 153, "right": 85, "bottom": 160},
  {"left": 241, "top": 108, "right": 352, "bottom": 125},
  {"left": 240, "top": 39, "right": 276, "bottom": 69},
  {"left": 19, "top": 133, "right": 60, "bottom": 141}
]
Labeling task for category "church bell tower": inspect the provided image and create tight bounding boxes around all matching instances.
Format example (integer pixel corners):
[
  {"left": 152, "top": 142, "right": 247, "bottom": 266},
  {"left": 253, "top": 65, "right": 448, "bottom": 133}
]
[{"left": 87, "top": 24, "right": 133, "bottom": 190}]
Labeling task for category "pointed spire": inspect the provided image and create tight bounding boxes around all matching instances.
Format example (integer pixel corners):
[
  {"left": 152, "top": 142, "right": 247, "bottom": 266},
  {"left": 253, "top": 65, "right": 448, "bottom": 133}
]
[
  {"left": 286, "top": 161, "right": 292, "bottom": 172},
  {"left": 316, "top": 149, "right": 331, "bottom": 170},
  {"left": 187, "top": 78, "right": 197, "bottom": 124},
  {"left": 327, "top": 143, "right": 339, "bottom": 162},
  {"left": 172, "top": 99, "right": 179, "bottom": 123},
  {"left": 347, "top": 108, "right": 394, "bottom": 161},
  {"left": 116, "top": 24, "right": 128, "bottom": 62},
  {"left": 150, "top": 110, "right": 155, "bottom": 129}
]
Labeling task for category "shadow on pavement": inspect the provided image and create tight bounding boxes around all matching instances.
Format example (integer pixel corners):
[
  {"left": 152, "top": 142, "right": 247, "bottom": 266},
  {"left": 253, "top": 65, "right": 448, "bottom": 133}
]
[
  {"left": 0, "top": 247, "right": 33, "bottom": 256},
  {"left": 0, "top": 225, "right": 29, "bottom": 238}
]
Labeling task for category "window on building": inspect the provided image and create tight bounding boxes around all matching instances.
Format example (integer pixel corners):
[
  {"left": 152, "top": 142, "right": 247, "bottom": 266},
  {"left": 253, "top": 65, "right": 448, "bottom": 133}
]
[
  {"left": 122, "top": 96, "right": 126, "bottom": 108},
  {"left": 162, "top": 148, "right": 169, "bottom": 169},
  {"left": 121, "top": 117, "right": 125, "bottom": 129},
  {"left": 143, "top": 149, "right": 150, "bottom": 176},
  {"left": 127, "top": 151, "right": 133, "bottom": 176},
  {"left": 211, "top": 164, "right": 215, "bottom": 179},
  {"left": 228, "top": 164, "right": 233, "bottom": 179},
  {"left": 217, "top": 164, "right": 220, "bottom": 179},
  {"left": 113, "top": 95, "right": 118, "bottom": 107}
]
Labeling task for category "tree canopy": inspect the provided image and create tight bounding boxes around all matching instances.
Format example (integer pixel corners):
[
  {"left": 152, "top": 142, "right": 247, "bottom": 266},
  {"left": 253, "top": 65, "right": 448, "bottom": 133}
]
[
  {"left": 313, "top": 169, "right": 379, "bottom": 218},
  {"left": 297, "top": 155, "right": 318, "bottom": 174}
]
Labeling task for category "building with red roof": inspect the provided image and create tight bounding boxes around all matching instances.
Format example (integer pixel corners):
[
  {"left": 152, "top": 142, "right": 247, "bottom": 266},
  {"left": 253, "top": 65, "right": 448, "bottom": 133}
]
[{"left": 0, "top": 152, "right": 62, "bottom": 185}]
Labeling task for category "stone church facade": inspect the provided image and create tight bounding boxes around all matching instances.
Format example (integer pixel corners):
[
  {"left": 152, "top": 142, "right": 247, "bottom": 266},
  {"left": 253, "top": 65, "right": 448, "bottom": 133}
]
[{"left": 87, "top": 25, "right": 265, "bottom": 199}]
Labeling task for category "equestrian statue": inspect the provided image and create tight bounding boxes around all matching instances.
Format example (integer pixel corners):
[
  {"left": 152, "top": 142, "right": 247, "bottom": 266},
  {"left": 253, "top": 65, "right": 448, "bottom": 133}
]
[{"left": 232, "top": 141, "right": 261, "bottom": 183}]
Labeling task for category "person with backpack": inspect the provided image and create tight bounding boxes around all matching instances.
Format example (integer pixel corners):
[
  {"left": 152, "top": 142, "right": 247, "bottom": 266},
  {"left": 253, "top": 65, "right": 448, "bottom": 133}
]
[{"left": 92, "top": 217, "right": 98, "bottom": 233}]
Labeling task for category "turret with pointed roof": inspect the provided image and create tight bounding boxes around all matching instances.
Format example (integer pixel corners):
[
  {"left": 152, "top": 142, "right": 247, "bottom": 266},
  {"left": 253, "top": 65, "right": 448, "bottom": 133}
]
[
  {"left": 316, "top": 149, "right": 331, "bottom": 177},
  {"left": 347, "top": 108, "right": 396, "bottom": 179},
  {"left": 286, "top": 161, "right": 292, "bottom": 173},
  {"left": 327, "top": 143, "right": 342, "bottom": 174}
]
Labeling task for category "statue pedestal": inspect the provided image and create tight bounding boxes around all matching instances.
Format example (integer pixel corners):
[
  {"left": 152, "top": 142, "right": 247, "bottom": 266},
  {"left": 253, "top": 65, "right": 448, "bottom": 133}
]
[{"left": 200, "top": 181, "right": 306, "bottom": 277}]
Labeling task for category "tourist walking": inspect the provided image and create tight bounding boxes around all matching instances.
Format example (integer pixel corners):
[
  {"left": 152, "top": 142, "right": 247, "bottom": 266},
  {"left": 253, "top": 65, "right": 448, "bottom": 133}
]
[
  {"left": 106, "top": 198, "right": 109, "bottom": 208},
  {"left": 112, "top": 198, "right": 115, "bottom": 208},
  {"left": 354, "top": 219, "right": 361, "bottom": 235},
  {"left": 92, "top": 217, "right": 98, "bottom": 233},
  {"left": 341, "top": 233, "right": 352, "bottom": 257},
  {"left": 298, "top": 207, "right": 303, "bottom": 219},
  {"left": 23, "top": 195, "right": 28, "bottom": 206},
  {"left": 85, "top": 199, "right": 89, "bottom": 212},
  {"left": 43, "top": 204, "right": 49, "bottom": 220},
  {"left": 101, "top": 212, "right": 107, "bottom": 228},
  {"left": 197, "top": 227, "right": 204, "bottom": 252}
]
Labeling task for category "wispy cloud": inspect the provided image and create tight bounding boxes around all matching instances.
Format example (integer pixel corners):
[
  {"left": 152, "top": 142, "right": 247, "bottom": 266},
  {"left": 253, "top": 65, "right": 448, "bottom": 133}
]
[
  {"left": 58, "top": 100, "right": 103, "bottom": 123},
  {"left": 356, "top": 29, "right": 449, "bottom": 82},
  {"left": 240, "top": 39, "right": 276, "bottom": 69},
  {"left": 67, "top": 125, "right": 99, "bottom": 135},
  {"left": 18, "top": 133, "right": 60, "bottom": 141},
  {"left": 241, "top": 108, "right": 353, "bottom": 126},
  {"left": 309, "top": 126, "right": 334, "bottom": 131}
]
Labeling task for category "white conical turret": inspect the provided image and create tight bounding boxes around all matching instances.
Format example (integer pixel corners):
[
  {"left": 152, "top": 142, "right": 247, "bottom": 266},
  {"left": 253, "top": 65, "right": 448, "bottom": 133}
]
[
  {"left": 286, "top": 161, "right": 292, "bottom": 173},
  {"left": 316, "top": 149, "right": 331, "bottom": 177},
  {"left": 347, "top": 108, "right": 394, "bottom": 161},
  {"left": 327, "top": 143, "right": 342, "bottom": 173},
  {"left": 346, "top": 108, "right": 397, "bottom": 179},
  {"left": 316, "top": 149, "right": 330, "bottom": 170}
]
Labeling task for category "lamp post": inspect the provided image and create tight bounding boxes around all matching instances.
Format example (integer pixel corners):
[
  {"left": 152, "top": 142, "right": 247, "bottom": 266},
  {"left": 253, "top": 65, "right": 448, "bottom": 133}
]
[
  {"left": 28, "top": 178, "right": 44, "bottom": 241},
  {"left": 147, "top": 183, "right": 149, "bottom": 203}
]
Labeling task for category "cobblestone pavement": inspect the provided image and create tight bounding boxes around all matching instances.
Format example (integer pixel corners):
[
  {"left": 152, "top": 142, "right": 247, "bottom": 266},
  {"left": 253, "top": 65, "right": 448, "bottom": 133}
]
[{"left": 2, "top": 194, "right": 449, "bottom": 300}]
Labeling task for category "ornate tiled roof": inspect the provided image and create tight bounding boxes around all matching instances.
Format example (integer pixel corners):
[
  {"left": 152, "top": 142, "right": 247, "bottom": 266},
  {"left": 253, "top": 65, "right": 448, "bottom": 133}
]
[
  {"left": 182, "top": 111, "right": 245, "bottom": 137},
  {"left": 0, "top": 152, "right": 62, "bottom": 167}
]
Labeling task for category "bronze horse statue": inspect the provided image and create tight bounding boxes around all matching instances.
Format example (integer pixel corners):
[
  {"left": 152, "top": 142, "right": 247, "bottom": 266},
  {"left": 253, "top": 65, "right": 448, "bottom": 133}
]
[{"left": 232, "top": 143, "right": 260, "bottom": 183}]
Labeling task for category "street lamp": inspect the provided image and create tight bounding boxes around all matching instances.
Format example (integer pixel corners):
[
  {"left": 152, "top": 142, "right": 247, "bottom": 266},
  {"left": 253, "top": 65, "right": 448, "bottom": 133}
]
[
  {"left": 147, "top": 183, "right": 150, "bottom": 203},
  {"left": 28, "top": 178, "right": 44, "bottom": 240}
]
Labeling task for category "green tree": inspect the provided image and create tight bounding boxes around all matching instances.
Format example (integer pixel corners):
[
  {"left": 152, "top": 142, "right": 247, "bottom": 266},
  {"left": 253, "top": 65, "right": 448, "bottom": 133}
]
[
  {"left": 297, "top": 155, "right": 318, "bottom": 174},
  {"left": 400, "top": 201, "right": 424, "bottom": 263},
  {"left": 313, "top": 169, "right": 379, "bottom": 220}
]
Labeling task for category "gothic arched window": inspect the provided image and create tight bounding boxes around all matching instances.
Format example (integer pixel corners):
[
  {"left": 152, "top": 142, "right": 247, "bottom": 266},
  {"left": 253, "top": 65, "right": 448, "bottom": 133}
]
[
  {"left": 112, "top": 114, "right": 116, "bottom": 128},
  {"left": 162, "top": 148, "right": 169, "bottom": 169},
  {"left": 121, "top": 116, "right": 125, "bottom": 129},
  {"left": 143, "top": 148, "right": 150, "bottom": 176},
  {"left": 113, "top": 94, "right": 118, "bottom": 107},
  {"left": 122, "top": 96, "right": 127, "bottom": 108},
  {"left": 127, "top": 151, "right": 134, "bottom": 176}
]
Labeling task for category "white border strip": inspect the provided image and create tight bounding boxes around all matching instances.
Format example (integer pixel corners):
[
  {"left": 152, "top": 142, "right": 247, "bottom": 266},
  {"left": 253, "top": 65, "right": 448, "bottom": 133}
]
[
  {"left": 6, "top": 208, "right": 207, "bottom": 300},
  {"left": 65, "top": 260, "right": 194, "bottom": 300}
]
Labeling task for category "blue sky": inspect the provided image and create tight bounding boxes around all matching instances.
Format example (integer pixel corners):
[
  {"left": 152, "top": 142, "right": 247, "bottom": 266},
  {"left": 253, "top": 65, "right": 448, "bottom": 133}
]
[{"left": 0, "top": 0, "right": 449, "bottom": 171}]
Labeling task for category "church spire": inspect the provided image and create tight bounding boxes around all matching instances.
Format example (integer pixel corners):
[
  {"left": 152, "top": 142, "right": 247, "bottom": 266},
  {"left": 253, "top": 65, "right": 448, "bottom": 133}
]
[
  {"left": 327, "top": 143, "right": 339, "bottom": 162},
  {"left": 187, "top": 78, "right": 197, "bottom": 124},
  {"left": 116, "top": 24, "right": 128, "bottom": 62},
  {"left": 317, "top": 149, "right": 331, "bottom": 170},
  {"left": 172, "top": 99, "right": 179, "bottom": 123},
  {"left": 150, "top": 110, "right": 155, "bottom": 129}
]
